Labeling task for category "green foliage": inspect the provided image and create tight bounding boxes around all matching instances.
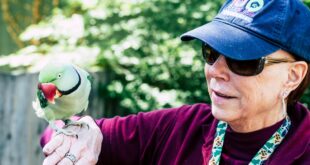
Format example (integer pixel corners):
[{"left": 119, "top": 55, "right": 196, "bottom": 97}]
[
  {"left": 300, "top": 89, "right": 310, "bottom": 107},
  {"left": 90, "top": 0, "right": 224, "bottom": 116},
  {"left": 0, "top": 0, "right": 55, "bottom": 55},
  {"left": 3, "top": 0, "right": 310, "bottom": 116},
  {"left": 13, "top": 0, "right": 224, "bottom": 116},
  {"left": 304, "top": 0, "right": 310, "bottom": 8}
]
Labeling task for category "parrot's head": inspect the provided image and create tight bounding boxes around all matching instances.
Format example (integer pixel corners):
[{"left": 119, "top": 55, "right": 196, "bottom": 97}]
[{"left": 37, "top": 62, "right": 80, "bottom": 107}]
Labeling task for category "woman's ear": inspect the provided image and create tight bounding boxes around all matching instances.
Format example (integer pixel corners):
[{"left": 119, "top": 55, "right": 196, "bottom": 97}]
[{"left": 285, "top": 61, "right": 308, "bottom": 90}]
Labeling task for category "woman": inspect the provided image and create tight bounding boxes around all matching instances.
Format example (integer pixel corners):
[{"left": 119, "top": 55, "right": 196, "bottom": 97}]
[{"left": 41, "top": 0, "right": 310, "bottom": 164}]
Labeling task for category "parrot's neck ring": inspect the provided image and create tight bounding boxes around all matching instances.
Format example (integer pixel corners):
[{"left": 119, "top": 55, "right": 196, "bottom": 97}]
[{"left": 59, "top": 68, "right": 81, "bottom": 95}]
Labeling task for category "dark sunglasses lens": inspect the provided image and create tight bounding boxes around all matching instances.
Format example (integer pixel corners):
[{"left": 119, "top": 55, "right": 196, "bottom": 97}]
[
  {"left": 202, "top": 45, "right": 219, "bottom": 65},
  {"left": 226, "top": 58, "right": 264, "bottom": 76},
  {"left": 201, "top": 44, "right": 264, "bottom": 76}
]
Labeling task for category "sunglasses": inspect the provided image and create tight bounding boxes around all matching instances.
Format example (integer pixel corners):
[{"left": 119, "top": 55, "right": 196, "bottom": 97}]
[{"left": 202, "top": 44, "right": 295, "bottom": 76}]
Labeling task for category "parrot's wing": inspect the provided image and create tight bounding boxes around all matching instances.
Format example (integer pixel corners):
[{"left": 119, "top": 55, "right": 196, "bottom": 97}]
[{"left": 83, "top": 100, "right": 89, "bottom": 112}]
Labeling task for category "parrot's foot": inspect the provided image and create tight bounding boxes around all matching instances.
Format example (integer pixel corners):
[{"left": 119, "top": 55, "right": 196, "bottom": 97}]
[
  {"left": 49, "top": 121, "right": 78, "bottom": 138},
  {"left": 55, "top": 128, "right": 78, "bottom": 138},
  {"left": 63, "top": 120, "right": 89, "bottom": 130}
]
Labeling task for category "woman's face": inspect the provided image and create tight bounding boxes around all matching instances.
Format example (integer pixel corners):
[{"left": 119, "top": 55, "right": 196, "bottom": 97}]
[{"left": 205, "top": 50, "right": 294, "bottom": 124}]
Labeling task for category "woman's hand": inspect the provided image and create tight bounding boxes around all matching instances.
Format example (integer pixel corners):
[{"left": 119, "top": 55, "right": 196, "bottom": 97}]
[{"left": 42, "top": 116, "right": 103, "bottom": 165}]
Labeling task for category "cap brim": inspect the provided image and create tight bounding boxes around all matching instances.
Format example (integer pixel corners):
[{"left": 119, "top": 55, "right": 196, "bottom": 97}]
[{"left": 181, "top": 20, "right": 280, "bottom": 60}]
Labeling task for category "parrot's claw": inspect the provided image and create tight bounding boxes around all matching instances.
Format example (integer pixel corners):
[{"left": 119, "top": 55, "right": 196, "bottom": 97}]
[
  {"left": 63, "top": 121, "right": 89, "bottom": 130},
  {"left": 49, "top": 121, "right": 78, "bottom": 138},
  {"left": 55, "top": 129, "right": 78, "bottom": 138}
]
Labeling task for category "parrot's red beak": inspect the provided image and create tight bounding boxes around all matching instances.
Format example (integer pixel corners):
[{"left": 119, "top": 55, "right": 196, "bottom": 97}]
[{"left": 38, "top": 83, "right": 62, "bottom": 104}]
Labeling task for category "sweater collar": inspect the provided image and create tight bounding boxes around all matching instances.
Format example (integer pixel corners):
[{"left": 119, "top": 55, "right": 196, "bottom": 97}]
[{"left": 201, "top": 102, "right": 310, "bottom": 164}]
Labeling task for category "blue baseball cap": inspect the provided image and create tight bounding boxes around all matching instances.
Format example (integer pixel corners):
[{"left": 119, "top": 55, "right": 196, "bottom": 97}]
[{"left": 181, "top": 0, "right": 310, "bottom": 61}]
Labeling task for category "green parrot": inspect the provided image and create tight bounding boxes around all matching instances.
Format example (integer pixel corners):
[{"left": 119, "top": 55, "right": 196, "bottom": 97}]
[{"left": 32, "top": 62, "right": 92, "bottom": 137}]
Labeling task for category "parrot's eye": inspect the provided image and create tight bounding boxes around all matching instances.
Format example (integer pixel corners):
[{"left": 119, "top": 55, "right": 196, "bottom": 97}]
[{"left": 57, "top": 73, "right": 62, "bottom": 79}]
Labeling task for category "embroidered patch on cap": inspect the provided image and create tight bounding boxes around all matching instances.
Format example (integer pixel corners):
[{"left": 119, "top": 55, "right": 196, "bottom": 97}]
[
  {"left": 221, "top": 0, "right": 265, "bottom": 22},
  {"left": 246, "top": 0, "right": 264, "bottom": 12}
]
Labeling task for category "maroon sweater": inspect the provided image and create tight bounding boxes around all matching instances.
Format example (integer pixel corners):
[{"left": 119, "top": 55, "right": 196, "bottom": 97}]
[{"left": 41, "top": 103, "right": 309, "bottom": 164}]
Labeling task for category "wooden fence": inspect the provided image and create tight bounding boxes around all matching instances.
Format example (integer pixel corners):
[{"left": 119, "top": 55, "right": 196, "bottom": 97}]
[{"left": 0, "top": 72, "right": 108, "bottom": 165}]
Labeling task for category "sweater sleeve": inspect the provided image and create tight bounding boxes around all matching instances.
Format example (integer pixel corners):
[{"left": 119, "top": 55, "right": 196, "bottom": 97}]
[
  {"left": 40, "top": 107, "right": 180, "bottom": 164},
  {"left": 96, "top": 107, "right": 179, "bottom": 164},
  {"left": 293, "top": 144, "right": 310, "bottom": 164}
]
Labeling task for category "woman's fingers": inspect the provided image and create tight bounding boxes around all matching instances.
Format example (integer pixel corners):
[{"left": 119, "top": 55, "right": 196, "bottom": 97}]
[
  {"left": 42, "top": 116, "right": 102, "bottom": 165},
  {"left": 43, "top": 134, "right": 64, "bottom": 155},
  {"left": 75, "top": 151, "right": 98, "bottom": 165},
  {"left": 57, "top": 141, "right": 82, "bottom": 165},
  {"left": 42, "top": 136, "right": 72, "bottom": 165},
  {"left": 75, "top": 157, "right": 97, "bottom": 165},
  {"left": 57, "top": 155, "right": 75, "bottom": 165}
]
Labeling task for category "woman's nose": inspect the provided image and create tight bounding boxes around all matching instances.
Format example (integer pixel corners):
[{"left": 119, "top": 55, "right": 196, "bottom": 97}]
[{"left": 205, "top": 55, "right": 230, "bottom": 81}]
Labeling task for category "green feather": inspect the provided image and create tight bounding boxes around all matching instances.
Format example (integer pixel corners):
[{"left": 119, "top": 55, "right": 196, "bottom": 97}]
[
  {"left": 87, "top": 74, "right": 94, "bottom": 84},
  {"left": 37, "top": 90, "right": 48, "bottom": 108}
]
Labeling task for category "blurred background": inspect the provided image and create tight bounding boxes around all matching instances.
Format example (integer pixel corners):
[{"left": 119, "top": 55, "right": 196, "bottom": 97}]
[{"left": 0, "top": 0, "right": 309, "bottom": 164}]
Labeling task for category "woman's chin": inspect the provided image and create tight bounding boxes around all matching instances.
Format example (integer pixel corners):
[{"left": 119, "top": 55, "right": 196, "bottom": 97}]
[{"left": 211, "top": 103, "right": 238, "bottom": 122}]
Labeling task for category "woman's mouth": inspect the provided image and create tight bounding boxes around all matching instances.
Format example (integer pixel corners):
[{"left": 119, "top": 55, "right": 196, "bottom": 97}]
[
  {"left": 211, "top": 90, "right": 237, "bottom": 105},
  {"left": 213, "top": 91, "right": 236, "bottom": 99}
]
